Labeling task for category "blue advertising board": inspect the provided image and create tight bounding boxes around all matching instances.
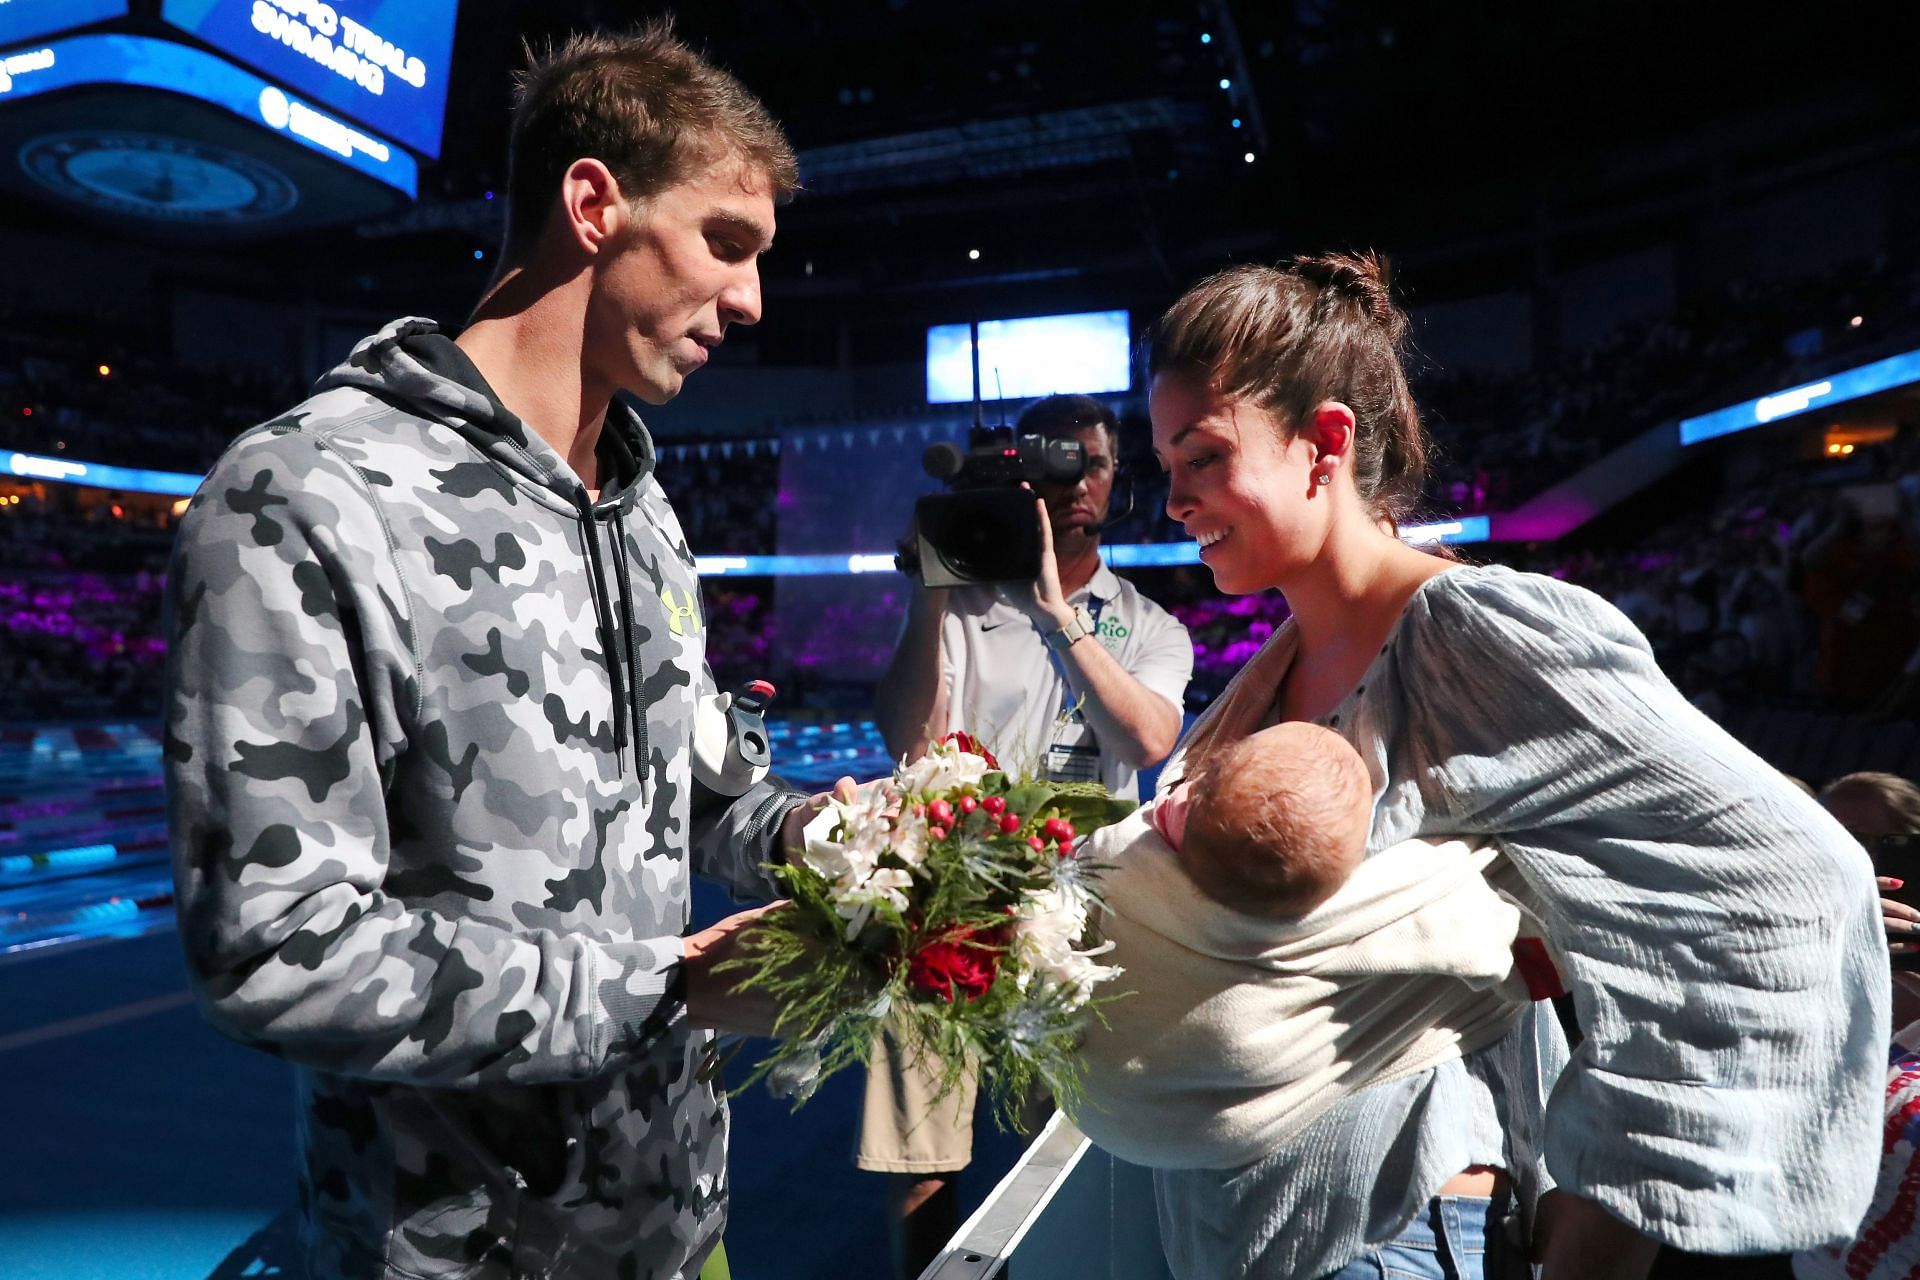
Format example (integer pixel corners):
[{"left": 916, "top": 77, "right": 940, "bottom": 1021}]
[
  {"left": 0, "top": 34, "right": 417, "bottom": 196},
  {"left": 159, "top": 0, "right": 455, "bottom": 156},
  {"left": 0, "top": 0, "right": 126, "bottom": 51},
  {"left": 1678, "top": 345, "right": 1920, "bottom": 446},
  {"left": 8, "top": 449, "right": 203, "bottom": 497}
]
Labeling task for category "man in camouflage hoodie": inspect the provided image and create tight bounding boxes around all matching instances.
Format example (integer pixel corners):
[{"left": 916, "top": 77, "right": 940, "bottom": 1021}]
[{"left": 165, "top": 25, "right": 811, "bottom": 1279}]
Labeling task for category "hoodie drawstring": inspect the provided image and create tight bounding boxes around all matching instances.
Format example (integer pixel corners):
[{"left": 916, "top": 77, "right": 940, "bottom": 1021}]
[
  {"left": 610, "top": 509, "right": 649, "bottom": 785},
  {"left": 576, "top": 497, "right": 632, "bottom": 772}
]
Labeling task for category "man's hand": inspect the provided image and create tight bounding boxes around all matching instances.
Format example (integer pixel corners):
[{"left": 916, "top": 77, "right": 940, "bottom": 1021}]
[
  {"left": 683, "top": 901, "right": 790, "bottom": 1037},
  {"left": 997, "top": 493, "right": 1072, "bottom": 630},
  {"left": 1531, "top": 1190, "right": 1660, "bottom": 1280}
]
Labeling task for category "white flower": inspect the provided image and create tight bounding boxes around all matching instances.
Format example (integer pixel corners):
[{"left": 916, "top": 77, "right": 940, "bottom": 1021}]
[
  {"left": 802, "top": 785, "right": 924, "bottom": 942},
  {"left": 896, "top": 739, "right": 992, "bottom": 797},
  {"left": 890, "top": 809, "right": 930, "bottom": 869},
  {"left": 1047, "top": 854, "right": 1103, "bottom": 915},
  {"left": 855, "top": 866, "right": 914, "bottom": 914},
  {"left": 802, "top": 785, "right": 899, "bottom": 899},
  {"left": 1016, "top": 887, "right": 1089, "bottom": 954},
  {"left": 1013, "top": 887, "right": 1121, "bottom": 1005}
]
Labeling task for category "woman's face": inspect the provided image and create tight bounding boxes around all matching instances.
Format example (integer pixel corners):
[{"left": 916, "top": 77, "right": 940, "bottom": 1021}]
[{"left": 1150, "top": 371, "right": 1323, "bottom": 595}]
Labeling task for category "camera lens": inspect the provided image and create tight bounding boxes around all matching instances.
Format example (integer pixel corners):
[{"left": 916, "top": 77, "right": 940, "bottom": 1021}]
[
  {"left": 1043, "top": 439, "right": 1086, "bottom": 484},
  {"left": 943, "top": 521, "right": 1000, "bottom": 579}
]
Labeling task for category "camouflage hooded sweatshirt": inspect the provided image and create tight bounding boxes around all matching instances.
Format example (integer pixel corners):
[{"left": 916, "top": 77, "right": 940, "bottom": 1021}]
[{"left": 164, "top": 317, "right": 800, "bottom": 1279}]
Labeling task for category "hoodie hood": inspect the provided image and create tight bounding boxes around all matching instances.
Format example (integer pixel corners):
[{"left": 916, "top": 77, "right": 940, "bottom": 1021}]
[
  {"left": 315, "top": 316, "right": 656, "bottom": 504},
  {"left": 315, "top": 316, "right": 667, "bottom": 777}
]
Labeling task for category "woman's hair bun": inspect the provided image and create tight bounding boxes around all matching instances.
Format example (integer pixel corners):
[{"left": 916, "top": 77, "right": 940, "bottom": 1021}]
[{"left": 1294, "top": 250, "right": 1406, "bottom": 343}]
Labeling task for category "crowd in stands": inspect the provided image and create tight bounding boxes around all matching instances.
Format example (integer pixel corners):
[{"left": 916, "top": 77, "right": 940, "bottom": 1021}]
[
  {"left": 1525, "top": 433, "right": 1920, "bottom": 727},
  {"left": 1154, "top": 429, "right": 1920, "bottom": 750},
  {"left": 5, "top": 258, "right": 1920, "bottom": 740},
  {"left": 0, "top": 490, "right": 174, "bottom": 720},
  {"left": 0, "top": 305, "right": 301, "bottom": 476},
  {"left": 1420, "top": 257, "right": 1920, "bottom": 516},
  {"left": 652, "top": 446, "right": 781, "bottom": 555},
  {"left": 7, "top": 255, "right": 1919, "bottom": 556}
]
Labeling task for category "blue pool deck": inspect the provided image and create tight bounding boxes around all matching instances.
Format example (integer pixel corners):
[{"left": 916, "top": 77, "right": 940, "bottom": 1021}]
[{"left": 0, "top": 719, "right": 1061, "bottom": 1280}]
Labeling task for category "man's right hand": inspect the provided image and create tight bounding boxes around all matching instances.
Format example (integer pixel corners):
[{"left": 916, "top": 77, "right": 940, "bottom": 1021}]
[{"left": 684, "top": 901, "right": 789, "bottom": 1037}]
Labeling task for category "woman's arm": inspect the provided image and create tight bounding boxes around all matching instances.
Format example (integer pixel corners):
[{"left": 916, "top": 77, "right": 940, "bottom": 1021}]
[{"left": 1402, "top": 569, "right": 1887, "bottom": 1257}]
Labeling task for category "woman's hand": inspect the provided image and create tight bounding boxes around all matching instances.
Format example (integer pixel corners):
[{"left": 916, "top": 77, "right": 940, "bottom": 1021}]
[{"left": 1882, "top": 877, "right": 1918, "bottom": 956}]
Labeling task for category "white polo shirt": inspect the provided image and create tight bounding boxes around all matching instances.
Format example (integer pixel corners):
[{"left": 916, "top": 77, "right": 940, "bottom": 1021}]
[{"left": 935, "top": 561, "right": 1193, "bottom": 801}]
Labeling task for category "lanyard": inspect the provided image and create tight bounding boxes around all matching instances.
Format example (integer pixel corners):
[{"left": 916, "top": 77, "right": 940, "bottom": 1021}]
[{"left": 1042, "top": 596, "right": 1105, "bottom": 718}]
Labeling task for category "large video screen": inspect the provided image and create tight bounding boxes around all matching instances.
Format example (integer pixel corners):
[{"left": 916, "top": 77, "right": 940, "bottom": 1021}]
[
  {"left": 0, "top": 0, "right": 126, "bottom": 50},
  {"left": 159, "top": 0, "right": 456, "bottom": 156},
  {"left": 0, "top": 34, "right": 417, "bottom": 197},
  {"left": 927, "top": 310, "right": 1133, "bottom": 405}
]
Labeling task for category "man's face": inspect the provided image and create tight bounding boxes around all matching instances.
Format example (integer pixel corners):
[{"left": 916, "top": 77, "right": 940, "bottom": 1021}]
[
  {"left": 588, "top": 154, "right": 775, "bottom": 405},
  {"left": 1036, "top": 424, "right": 1116, "bottom": 540}
]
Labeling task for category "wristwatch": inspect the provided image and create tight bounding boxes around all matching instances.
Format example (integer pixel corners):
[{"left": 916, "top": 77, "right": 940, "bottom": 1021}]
[{"left": 1043, "top": 605, "right": 1096, "bottom": 653}]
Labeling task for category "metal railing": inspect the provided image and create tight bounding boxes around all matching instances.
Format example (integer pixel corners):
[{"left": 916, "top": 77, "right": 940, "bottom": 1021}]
[{"left": 920, "top": 1113, "right": 1171, "bottom": 1280}]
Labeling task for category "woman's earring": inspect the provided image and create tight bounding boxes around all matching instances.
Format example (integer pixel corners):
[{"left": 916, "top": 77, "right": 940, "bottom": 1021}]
[{"left": 1314, "top": 472, "right": 1333, "bottom": 486}]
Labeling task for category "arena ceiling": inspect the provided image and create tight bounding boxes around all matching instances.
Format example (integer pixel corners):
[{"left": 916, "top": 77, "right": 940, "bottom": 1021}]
[{"left": 2, "top": 0, "right": 1913, "bottom": 339}]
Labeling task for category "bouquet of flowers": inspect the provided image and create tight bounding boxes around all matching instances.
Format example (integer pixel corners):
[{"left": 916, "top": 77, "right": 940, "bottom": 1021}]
[{"left": 725, "top": 732, "right": 1135, "bottom": 1127}]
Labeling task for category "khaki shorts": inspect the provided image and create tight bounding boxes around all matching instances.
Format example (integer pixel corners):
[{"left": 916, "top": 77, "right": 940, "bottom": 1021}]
[
  {"left": 855, "top": 1026, "right": 977, "bottom": 1174},
  {"left": 855, "top": 1028, "right": 1056, "bottom": 1174}
]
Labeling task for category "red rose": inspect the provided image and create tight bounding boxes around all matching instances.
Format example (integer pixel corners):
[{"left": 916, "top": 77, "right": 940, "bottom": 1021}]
[
  {"left": 907, "top": 924, "right": 1006, "bottom": 1002},
  {"left": 939, "top": 731, "right": 1001, "bottom": 771}
]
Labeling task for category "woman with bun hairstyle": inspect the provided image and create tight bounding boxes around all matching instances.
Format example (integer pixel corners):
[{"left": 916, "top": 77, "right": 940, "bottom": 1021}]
[{"left": 1142, "top": 252, "right": 1886, "bottom": 1279}]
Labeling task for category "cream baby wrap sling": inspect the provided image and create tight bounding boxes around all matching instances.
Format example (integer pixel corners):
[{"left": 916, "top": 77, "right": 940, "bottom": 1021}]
[{"left": 1073, "top": 622, "right": 1549, "bottom": 1170}]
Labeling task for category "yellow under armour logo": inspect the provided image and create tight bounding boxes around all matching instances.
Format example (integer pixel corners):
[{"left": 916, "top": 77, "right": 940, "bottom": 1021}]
[{"left": 659, "top": 585, "right": 702, "bottom": 636}]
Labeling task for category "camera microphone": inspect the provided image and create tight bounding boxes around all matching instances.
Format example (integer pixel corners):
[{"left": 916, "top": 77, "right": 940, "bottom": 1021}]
[{"left": 922, "top": 441, "right": 967, "bottom": 481}]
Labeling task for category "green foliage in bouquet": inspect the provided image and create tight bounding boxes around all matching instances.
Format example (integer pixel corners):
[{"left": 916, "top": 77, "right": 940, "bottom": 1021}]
[{"left": 720, "top": 734, "right": 1134, "bottom": 1130}]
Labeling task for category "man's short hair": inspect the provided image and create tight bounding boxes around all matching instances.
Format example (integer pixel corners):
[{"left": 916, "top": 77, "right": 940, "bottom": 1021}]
[
  {"left": 503, "top": 20, "right": 800, "bottom": 261},
  {"left": 1014, "top": 394, "right": 1120, "bottom": 452}
]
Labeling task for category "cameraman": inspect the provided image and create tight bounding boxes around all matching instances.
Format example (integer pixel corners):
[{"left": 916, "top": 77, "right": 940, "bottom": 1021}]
[{"left": 864, "top": 393, "right": 1193, "bottom": 1278}]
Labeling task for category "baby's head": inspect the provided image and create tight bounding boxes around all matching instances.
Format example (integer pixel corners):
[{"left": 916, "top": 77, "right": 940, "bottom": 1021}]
[{"left": 1178, "top": 722, "right": 1373, "bottom": 917}]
